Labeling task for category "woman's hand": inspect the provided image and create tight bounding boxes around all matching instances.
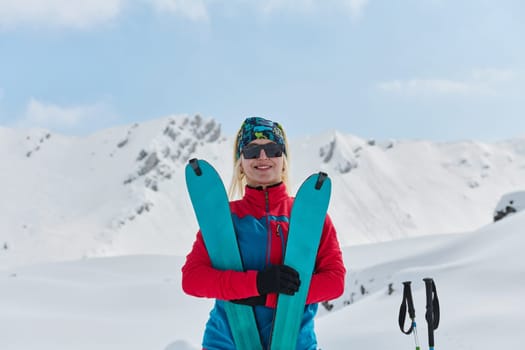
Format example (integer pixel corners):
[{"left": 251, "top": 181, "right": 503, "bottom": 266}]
[{"left": 256, "top": 265, "right": 301, "bottom": 295}]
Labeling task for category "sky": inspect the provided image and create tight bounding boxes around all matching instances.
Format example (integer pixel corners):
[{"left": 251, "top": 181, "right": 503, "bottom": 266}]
[{"left": 1, "top": 0, "right": 524, "bottom": 140}]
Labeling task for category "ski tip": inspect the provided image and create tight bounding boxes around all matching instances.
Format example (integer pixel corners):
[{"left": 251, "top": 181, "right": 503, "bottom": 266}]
[
  {"left": 315, "top": 172, "right": 329, "bottom": 190},
  {"left": 189, "top": 158, "right": 203, "bottom": 176}
]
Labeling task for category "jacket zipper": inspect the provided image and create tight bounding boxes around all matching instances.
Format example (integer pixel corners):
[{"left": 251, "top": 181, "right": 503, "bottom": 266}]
[
  {"left": 276, "top": 223, "right": 286, "bottom": 257},
  {"left": 265, "top": 190, "right": 286, "bottom": 265},
  {"left": 265, "top": 190, "right": 272, "bottom": 266}
]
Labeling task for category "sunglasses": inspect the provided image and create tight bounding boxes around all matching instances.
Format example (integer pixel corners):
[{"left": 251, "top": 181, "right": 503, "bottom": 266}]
[{"left": 242, "top": 143, "right": 285, "bottom": 159}]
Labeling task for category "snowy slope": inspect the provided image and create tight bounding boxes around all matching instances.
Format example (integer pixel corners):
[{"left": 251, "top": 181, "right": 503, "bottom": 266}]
[
  {"left": 1, "top": 115, "right": 525, "bottom": 270},
  {"left": 0, "top": 115, "right": 225, "bottom": 268},
  {"left": 317, "top": 210, "right": 525, "bottom": 349},
  {"left": 1, "top": 210, "right": 523, "bottom": 349}
]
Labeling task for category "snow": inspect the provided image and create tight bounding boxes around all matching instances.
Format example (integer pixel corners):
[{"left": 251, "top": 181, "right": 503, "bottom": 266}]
[
  {"left": 0, "top": 255, "right": 211, "bottom": 349},
  {"left": 1, "top": 116, "right": 525, "bottom": 348},
  {"left": 318, "top": 211, "right": 525, "bottom": 348},
  {"left": 1, "top": 213, "right": 524, "bottom": 348}
]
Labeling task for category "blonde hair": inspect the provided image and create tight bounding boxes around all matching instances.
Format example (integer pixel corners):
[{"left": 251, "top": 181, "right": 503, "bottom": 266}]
[{"left": 228, "top": 130, "right": 291, "bottom": 200}]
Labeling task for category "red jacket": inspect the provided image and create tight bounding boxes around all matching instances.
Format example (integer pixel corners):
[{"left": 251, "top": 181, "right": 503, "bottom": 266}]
[{"left": 182, "top": 183, "right": 346, "bottom": 307}]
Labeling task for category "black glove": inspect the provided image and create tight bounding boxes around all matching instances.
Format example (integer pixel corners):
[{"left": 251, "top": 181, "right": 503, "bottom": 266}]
[
  {"left": 230, "top": 295, "right": 267, "bottom": 306},
  {"left": 256, "top": 265, "right": 301, "bottom": 295}
]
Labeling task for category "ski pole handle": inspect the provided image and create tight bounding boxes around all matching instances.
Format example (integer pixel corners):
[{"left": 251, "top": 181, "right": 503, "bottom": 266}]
[
  {"left": 404, "top": 281, "right": 416, "bottom": 320},
  {"left": 399, "top": 281, "right": 421, "bottom": 350},
  {"left": 399, "top": 281, "right": 416, "bottom": 334},
  {"left": 423, "top": 278, "right": 440, "bottom": 349}
]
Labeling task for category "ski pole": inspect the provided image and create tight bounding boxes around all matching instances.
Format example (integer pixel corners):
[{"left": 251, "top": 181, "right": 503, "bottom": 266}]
[
  {"left": 423, "top": 278, "right": 440, "bottom": 350},
  {"left": 398, "top": 281, "right": 421, "bottom": 350}
]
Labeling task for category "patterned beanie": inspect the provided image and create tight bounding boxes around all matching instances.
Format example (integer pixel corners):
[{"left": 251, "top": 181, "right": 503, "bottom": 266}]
[{"left": 235, "top": 117, "right": 287, "bottom": 160}]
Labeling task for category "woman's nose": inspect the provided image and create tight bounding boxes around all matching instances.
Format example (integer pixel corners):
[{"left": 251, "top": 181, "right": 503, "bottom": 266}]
[{"left": 258, "top": 149, "right": 269, "bottom": 159}]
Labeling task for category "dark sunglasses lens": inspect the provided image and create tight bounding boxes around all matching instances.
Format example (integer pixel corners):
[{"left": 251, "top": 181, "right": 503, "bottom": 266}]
[
  {"left": 242, "top": 144, "right": 283, "bottom": 159},
  {"left": 242, "top": 145, "right": 261, "bottom": 159},
  {"left": 264, "top": 144, "right": 283, "bottom": 157}
]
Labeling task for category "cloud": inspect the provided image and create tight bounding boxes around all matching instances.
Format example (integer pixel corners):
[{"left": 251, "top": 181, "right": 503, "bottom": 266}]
[
  {"left": 471, "top": 68, "right": 516, "bottom": 82},
  {"left": 149, "top": 0, "right": 369, "bottom": 20},
  {"left": 257, "top": 0, "right": 369, "bottom": 18},
  {"left": 377, "top": 68, "right": 520, "bottom": 97},
  {"left": 150, "top": 0, "right": 209, "bottom": 21},
  {"left": 258, "top": 0, "right": 316, "bottom": 14},
  {"left": 0, "top": 0, "right": 123, "bottom": 29},
  {"left": 16, "top": 98, "right": 119, "bottom": 134},
  {"left": 0, "top": 0, "right": 369, "bottom": 28},
  {"left": 342, "top": 0, "right": 369, "bottom": 20},
  {"left": 0, "top": 0, "right": 210, "bottom": 28}
]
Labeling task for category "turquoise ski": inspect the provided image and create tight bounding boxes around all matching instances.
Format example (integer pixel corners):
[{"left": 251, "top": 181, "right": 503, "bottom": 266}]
[
  {"left": 270, "top": 172, "right": 332, "bottom": 350},
  {"left": 185, "top": 158, "right": 263, "bottom": 350}
]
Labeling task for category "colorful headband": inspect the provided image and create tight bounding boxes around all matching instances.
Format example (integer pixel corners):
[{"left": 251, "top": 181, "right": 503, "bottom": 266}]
[{"left": 235, "top": 117, "right": 286, "bottom": 160}]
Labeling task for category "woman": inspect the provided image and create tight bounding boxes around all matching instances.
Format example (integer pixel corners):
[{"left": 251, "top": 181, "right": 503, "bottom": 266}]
[{"left": 182, "top": 117, "right": 346, "bottom": 350}]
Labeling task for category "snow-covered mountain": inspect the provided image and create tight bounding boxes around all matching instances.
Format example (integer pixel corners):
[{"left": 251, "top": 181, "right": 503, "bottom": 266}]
[{"left": 2, "top": 114, "right": 525, "bottom": 269}]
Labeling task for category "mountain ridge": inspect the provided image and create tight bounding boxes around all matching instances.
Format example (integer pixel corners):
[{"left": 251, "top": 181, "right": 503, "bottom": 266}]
[{"left": 2, "top": 115, "right": 525, "bottom": 269}]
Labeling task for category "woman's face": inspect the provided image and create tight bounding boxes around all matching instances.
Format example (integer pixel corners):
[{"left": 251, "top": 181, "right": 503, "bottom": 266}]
[{"left": 240, "top": 139, "right": 284, "bottom": 188}]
